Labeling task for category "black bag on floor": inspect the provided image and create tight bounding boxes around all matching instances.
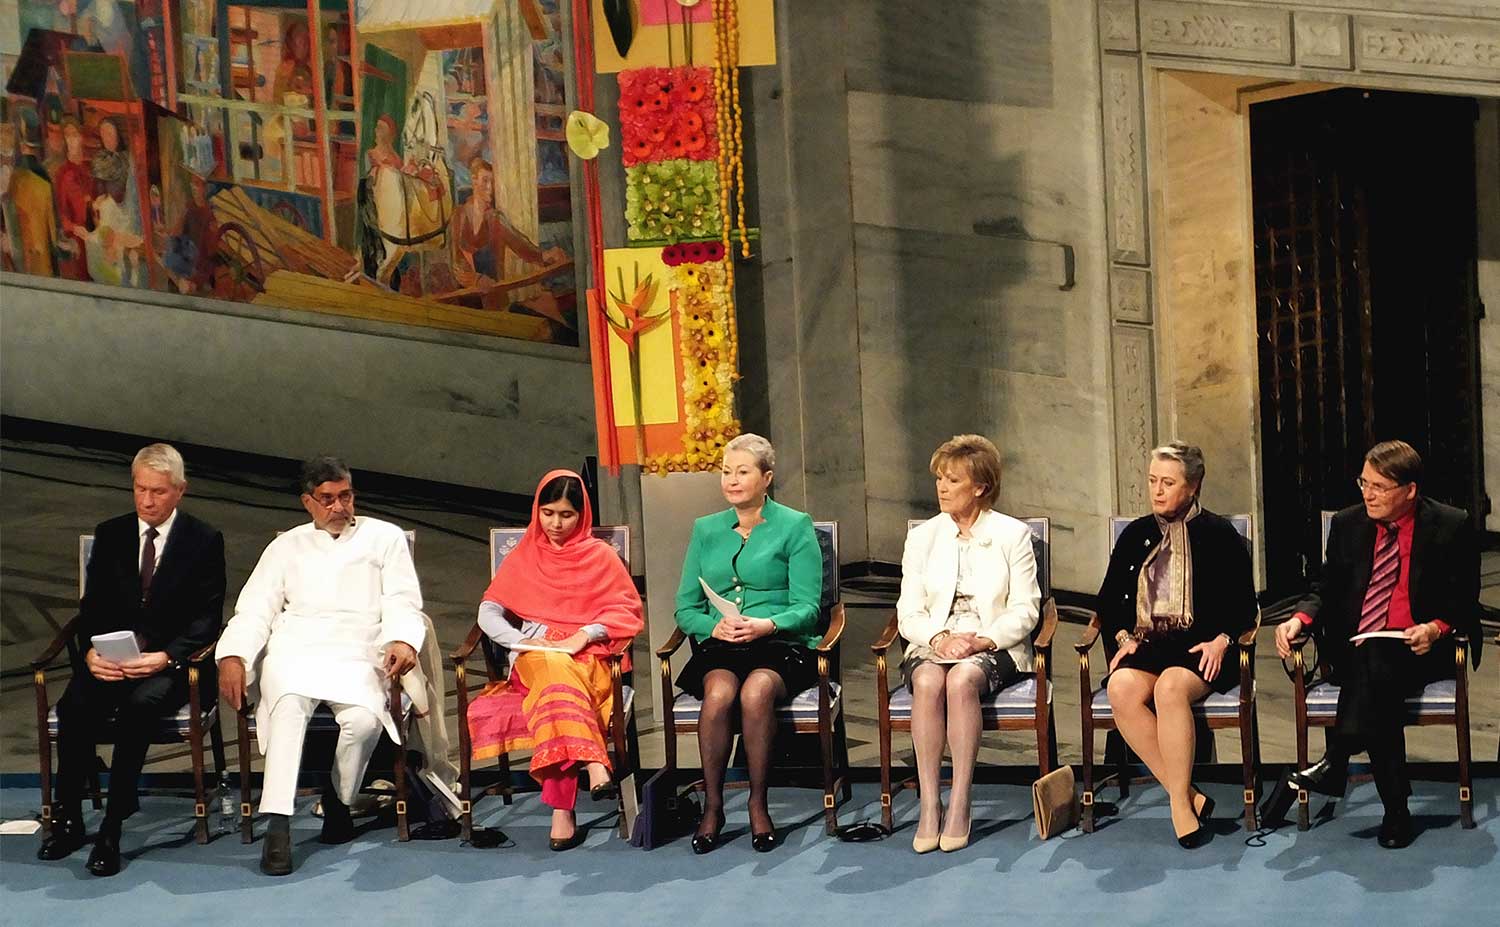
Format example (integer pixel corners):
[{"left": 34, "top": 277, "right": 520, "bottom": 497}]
[{"left": 629, "top": 769, "right": 699, "bottom": 850}]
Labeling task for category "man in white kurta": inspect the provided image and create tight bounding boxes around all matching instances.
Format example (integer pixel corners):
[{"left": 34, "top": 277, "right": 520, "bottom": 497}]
[{"left": 217, "top": 456, "right": 422, "bottom": 875}]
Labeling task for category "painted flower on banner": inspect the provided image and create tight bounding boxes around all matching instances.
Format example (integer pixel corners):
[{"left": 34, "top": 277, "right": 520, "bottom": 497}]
[
  {"left": 644, "top": 258, "right": 741, "bottom": 475},
  {"left": 618, "top": 66, "right": 719, "bottom": 167},
  {"left": 624, "top": 159, "right": 721, "bottom": 242}
]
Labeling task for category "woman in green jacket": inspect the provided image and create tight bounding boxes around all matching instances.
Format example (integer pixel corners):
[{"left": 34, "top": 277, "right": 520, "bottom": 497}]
[{"left": 674, "top": 433, "right": 824, "bottom": 855}]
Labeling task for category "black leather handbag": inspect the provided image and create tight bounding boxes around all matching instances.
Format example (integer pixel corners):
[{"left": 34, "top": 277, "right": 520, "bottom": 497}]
[{"left": 629, "top": 769, "right": 700, "bottom": 850}]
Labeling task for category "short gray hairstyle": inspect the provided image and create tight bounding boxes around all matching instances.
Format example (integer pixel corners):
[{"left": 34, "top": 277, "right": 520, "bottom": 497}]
[
  {"left": 724, "top": 433, "right": 775, "bottom": 472},
  {"left": 1151, "top": 441, "right": 1205, "bottom": 488},
  {"left": 300, "top": 455, "right": 352, "bottom": 496},
  {"left": 132, "top": 443, "right": 185, "bottom": 486}
]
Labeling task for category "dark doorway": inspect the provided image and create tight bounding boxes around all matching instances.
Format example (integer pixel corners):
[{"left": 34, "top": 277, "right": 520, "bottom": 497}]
[{"left": 1249, "top": 88, "right": 1486, "bottom": 597}]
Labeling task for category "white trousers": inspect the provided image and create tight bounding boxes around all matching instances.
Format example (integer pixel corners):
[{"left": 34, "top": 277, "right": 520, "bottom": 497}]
[{"left": 258, "top": 695, "right": 383, "bottom": 816}]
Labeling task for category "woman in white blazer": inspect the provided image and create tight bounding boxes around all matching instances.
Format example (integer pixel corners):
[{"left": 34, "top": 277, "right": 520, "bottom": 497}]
[{"left": 897, "top": 435, "right": 1040, "bottom": 853}]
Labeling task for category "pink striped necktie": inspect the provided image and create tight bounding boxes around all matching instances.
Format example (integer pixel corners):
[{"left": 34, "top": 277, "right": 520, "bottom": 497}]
[{"left": 1357, "top": 522, "right": 1400, "bottom": 635}]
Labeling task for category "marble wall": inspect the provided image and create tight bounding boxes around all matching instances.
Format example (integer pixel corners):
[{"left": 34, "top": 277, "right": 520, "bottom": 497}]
[
  {"left": 1478, "top": 100, "right": 1500, "bottom": 532},
  {"left": 0, "top": 279, "right": 597, "bottom": 494},
  {"left": 742, "top": 0, "right": 1118, "bottom": 588},
  {"left": 1152, "top": 71, "right": 1264, "bottom": 527}
]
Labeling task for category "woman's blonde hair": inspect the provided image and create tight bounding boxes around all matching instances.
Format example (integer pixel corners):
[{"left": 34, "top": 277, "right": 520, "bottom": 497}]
[{"left": 929, "top": 434, "right": 1002, "bottom": 509}]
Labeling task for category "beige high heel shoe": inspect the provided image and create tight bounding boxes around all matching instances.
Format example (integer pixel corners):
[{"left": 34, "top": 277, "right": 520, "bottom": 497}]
[
  {"left": 913, "top": 803, "right": 943, "bottom": 853},
  {"left": 939, "top": 809, "right": 972, "bottom": 852}
]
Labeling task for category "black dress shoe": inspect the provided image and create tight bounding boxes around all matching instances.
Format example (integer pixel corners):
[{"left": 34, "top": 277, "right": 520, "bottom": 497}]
[
  {"left": 1177, "top": 825, "right": 1206, "bottom": 850},
  {"left": 36, "top": 817, "right": 87, "bottom": 861},
  {"left": 690, "top": 810, "right": 725, "bottom": 855},
  {"left": 85, "top": 828, "right": 121, "bottom": 877},
  {"left": 751, "top": 830, "right": 779, "bottom": 853},
  {"left": 1378, "top": 811, "right": 1414, "bottom": 849},
  {"left": 549, "top": 829, "right": 587, "bottom": 852},
  {"left": 260, "top": 829, "right": 294, "bottom": 876},
  {"left": 319, "top": 791, "right": 356, "bottom": 845},
  {"left": 1287, "top": 755, "right": 1349, "bottom": 798}
]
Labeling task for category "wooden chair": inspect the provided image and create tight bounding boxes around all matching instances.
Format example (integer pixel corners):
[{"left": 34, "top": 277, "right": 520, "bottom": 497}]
[
  {"left": 1075, "top": 514, "right": 1262, "bottom": 833},
  {"left": 1287, "top": 510, "right": 1475, "bottom": 830},
  {"left": 235, "top": 529, "right": 417, "bottom": 842},
  {"left": 31, "top": 535, "right": 228, "bottom": 843},
  {"left": 657, "top": 521, "right": 851, "bottom": 835},
  {"left": 870, "top": 517, "right": 1058, "bottom": 831},
  {"left": 450, "top": 526, "right": 640, "bottom": 843}
]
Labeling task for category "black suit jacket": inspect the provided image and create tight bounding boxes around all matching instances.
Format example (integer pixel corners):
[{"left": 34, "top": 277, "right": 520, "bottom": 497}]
[
  {"left": 1297, "top": 498, "right": 1481, "bottom": 670},
  {"left": 1096, "top": 509, "right": 1258, "bottom": 646},
  {"left": 75, "top": 511, "right": 227, "bottom": 670}
]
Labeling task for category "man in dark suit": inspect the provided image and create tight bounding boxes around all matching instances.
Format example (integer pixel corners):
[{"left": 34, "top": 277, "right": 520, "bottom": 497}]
[
  {"left": 1271, "top": 440, "right": 1480, "bottom": 849},
  {"left": 36, "top": 443, "right": 226, "bottom": 876}
]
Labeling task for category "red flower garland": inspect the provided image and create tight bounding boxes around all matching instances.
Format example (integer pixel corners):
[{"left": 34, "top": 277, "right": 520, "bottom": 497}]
[{"left": 619, "top": 66, "right": 719, "bottom": 167}]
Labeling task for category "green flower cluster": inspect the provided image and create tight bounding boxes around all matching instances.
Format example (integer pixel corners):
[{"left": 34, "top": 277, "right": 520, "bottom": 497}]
[{"left": 624, "top": 160, "right": 722, "bottom": 242}]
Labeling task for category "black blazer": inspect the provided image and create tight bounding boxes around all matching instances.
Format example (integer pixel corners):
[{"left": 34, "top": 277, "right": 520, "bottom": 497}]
[
  {"left": 1297, "top": 498, "right": 1481, "bottom": 670},
  {"left": 1096, "top": 509, "right": 1258, "bottom": 646},
  {"left": 75, "top": 511, "right": 226, "bottom": 669}
]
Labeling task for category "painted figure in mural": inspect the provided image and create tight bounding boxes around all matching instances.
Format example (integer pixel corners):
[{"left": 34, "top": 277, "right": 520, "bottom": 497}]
[
  {"left": 54, "top": 119, "right": 97, "bottom": 281},
  {"left": 78, "top": 0, "right": 153, "bottom": 104},
  {"left": 323, "top": 24, "right": 352, "bottom": 103},
  {"left": 160, "top": 172, "right": 220, "bottom": 294},
  {"left": 7, "top": 110, "right": 58, "bottom": 277},
  {"left": 88, "top": 117, "right": 144, "bottom": 286},
  {"left": 452, "top": 157, "right": 566, "bottom": 315},
  {"left": 362, "top": 110, "right": 452, "bottom": 289},
  {"left": 273, "top": 20, "right": 315, "bottom": 104}
]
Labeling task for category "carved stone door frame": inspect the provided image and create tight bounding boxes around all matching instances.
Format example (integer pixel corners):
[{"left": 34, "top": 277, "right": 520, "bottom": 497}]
[{"left": 1096, "top": 0, "right": 1500, "bottom": 513}]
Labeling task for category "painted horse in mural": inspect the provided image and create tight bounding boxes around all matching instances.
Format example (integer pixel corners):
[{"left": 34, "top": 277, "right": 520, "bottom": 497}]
[{"left": 358, "top": 92, "right": 454, "bottom": 291}]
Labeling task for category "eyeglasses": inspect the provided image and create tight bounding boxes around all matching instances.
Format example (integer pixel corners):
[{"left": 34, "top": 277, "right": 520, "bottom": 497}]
[
  {"left": 1355, "top": 477, "right": 1405, "bottom": 496},
  {"left": 309, "top": 490, "right": 355, "bottom": 508}
]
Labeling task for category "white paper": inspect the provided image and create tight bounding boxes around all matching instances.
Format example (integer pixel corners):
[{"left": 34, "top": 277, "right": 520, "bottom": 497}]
[
  {"left": 0, "top": 820, "right": 41, "bottom": 835},
  {"left": 698, "top": 577, "right": 741, "bottom": 621},
  {"left": 91, "top": 630, "right": 142, "bottom": 662},
  {"left": 1349, "top": 630, "right": 1409, "bottom": 643},
  {"left": 508, "top": 640, "right": 576, "bottom": 654}
]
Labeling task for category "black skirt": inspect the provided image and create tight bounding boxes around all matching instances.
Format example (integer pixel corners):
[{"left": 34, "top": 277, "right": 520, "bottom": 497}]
[
  {"left": 1112, "top": 632, "right": 1241, "bottom": 695},
  {"left": 675, "top": 637, "right": 819, "bottom": 699}
]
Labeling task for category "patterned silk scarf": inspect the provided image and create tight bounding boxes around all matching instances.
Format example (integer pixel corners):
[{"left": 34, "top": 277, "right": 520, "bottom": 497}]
[{"left": 1134, "top": 500, "right": 1201, "bottom": 634}]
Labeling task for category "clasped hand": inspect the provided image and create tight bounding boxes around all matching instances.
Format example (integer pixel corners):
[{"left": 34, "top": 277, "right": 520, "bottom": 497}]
[
  {"left": 933, "top": 632, "right": 985, "bottom": 660},
  {"left": 86, "top": 647, "right": 169, "bottom": 682},
  {"left": 710, "top": 615, "right": 775, "bottom": 644}
]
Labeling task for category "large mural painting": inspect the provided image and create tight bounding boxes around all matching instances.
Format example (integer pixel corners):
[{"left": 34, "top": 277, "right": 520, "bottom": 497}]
[{"left": 0, "top": 0, "right": 580, "bottom": 345}]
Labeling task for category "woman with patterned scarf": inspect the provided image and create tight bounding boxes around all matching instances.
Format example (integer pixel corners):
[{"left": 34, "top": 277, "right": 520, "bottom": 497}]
[{"left": 1096, "top": 442, "right": 1257, "bottom": 848}]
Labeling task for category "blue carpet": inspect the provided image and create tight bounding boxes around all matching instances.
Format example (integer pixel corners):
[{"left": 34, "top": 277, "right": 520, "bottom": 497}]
[{"left": 2, "top": 781, "right": 1496, "bottom": 926}]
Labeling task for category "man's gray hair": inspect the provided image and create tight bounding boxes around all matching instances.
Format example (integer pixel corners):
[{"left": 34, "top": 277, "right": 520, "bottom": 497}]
[
  {"left": 300, "top": 455, "right": 352, "bottom": 496},
  {"left": 132, "top": 443, "right": 185, "bottom": 487},
  {"left": 1151, "top": 441, "right": 1205, "bottom": 488},
  {"left": 724, "top": 433, "right": 775, "bottom": 472}
]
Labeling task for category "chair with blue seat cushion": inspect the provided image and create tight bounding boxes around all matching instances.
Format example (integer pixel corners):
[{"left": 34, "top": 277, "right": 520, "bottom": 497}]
[
  {"left": 31, "top": 535, "right": 228, "bottom": 844},
  {"left": 870, "top": 517, "right": 1058, "bottom": 832},
  {"left": 450, "top": 526, "right": 640, "bottom": 843},
  {"left": 657, "top": 521, "right": 851, "bottom": 836},
  {"left": 1073, "top": 515, "right": 1263, "bottom": 833},
  {"left": 1286, "top": 511, "right": 1474, "bottom": 830},
  {"left": 235, "top": 529, "right": 419, "bottom": 842}
]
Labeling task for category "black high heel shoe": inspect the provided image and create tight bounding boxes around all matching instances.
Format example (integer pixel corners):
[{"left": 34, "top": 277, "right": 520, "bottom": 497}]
[
  {"left": 1177, "top": 825, "right": 1206, "bottom": 850},
  {"left": 751, "top": 830, "right": 779, "bottom": 853},
  {"left": 589, "top": 779, "right": 618, "bottom": 802},
  {"left": 1192, "top": 788, "right": 1216, "bottom": 823},
  {"left": 691, "top": 810, "right": 726, "bottom": 855}
]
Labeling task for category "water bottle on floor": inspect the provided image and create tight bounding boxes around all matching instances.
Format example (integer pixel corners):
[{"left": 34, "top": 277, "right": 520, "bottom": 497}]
[{"left": 216, "top": 773, "right": 235, "bottom": 835}]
